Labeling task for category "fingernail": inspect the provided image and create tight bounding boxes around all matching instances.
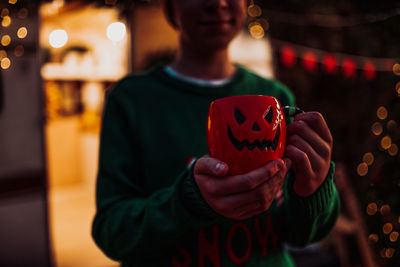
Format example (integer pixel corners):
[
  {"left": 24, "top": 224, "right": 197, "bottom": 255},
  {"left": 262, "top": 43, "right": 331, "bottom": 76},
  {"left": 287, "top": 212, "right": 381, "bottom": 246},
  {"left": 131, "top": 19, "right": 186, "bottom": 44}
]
[{"left": 215, "top": 163, "right": 225, "bottom": 172}]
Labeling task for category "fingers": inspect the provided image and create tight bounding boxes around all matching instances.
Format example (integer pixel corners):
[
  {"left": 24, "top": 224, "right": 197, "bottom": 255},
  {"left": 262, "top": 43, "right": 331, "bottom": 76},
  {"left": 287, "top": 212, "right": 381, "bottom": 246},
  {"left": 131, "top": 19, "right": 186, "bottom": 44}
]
[
  {"left": 286, "top": 133, "right": 322, "bottom": 171},
  {"left": 194, "top": 157, "right": 229, "bottom": 176},
  {"left": 285, "top": 144, "right": 313, "bottom": 178},
  {"left": 215, "top": 167, "right": 286, "bottom": 217},
  {"left": 287, "top": 119, "right": 332, "bottom": 159},
  {"left": 209, "top": 159, "right": 284, "bottom": 195},
  {"left": 293, "top": 112, "right": 333, "bottom": 146}
]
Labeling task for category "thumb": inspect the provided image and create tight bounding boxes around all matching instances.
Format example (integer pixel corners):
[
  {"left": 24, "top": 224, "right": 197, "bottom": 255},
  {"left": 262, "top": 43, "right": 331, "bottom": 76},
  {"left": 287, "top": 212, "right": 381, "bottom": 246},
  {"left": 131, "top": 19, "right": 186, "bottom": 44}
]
[{"left": 194, "top": 157, "right": 228, "bottom": 176}]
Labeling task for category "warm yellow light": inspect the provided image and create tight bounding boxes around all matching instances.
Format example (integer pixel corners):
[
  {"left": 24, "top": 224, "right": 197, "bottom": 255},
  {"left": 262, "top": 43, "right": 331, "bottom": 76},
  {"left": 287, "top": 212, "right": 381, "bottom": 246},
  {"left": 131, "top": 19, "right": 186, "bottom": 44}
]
[
  {"left": 1, "top": 35, "right": 11, "bottom": 46},
  {"left": 49, "top": 29, "right": 68, "bottom": 48},
  {"left": 371, "top": 122, "right": 383, "bottom": 136},
  {"left": 366, "top": 202, "right": 377, "bottom": 216},
  {"left": 385, "top": 248, "right": 395, "bottom": 258},
  {"left": 388, "top": 144, "right": 398, "bottom": 156},
  {"left": 380, "top": 248, "right": 386, "bottom": 258},
  {"left": 390, "top": 231, "right": 399, "bottom": 242},
  {"left": 362, "top": 152, "right": 374, "bottom": 166},
  {"left": 381, "top": 136, "right": 392, "bottom": 150},
  {"left": 18, "top": 8, "right": 28, "bottom": 19},
  {"left": 377, "top": 106, "right": 388, "bottom": 120},
  {"left": 17, "top": 27, "right": 28, "bottom": 39},
  {"left": 1, "top": 57, "right": 11, "bottom": 70},
  {"left": 380, "top": 204, "right": 391, "bottom": 215},
  {"left": 383, "top": 223, "right": 393, "bottom": 234},
  {"left": 393, "top": 63, "right": 400, "bottom": 76},
  {"left": 106, "top": 22, "right": 126, "bottom": 43},
  {"left": 9, "top": 0, "right": 18, "bottom": 4},
  {"left": 14, "top": 45, "right": 24, "bottom": 57},
  {"left": 248, "top": 4, "right": 262, "bottom": 17},
  {"left": 249, "top": 24, "right": 264, "bottom": 39},
  {"left": 367, "top": 233, "right": 379, "bottom": 244},
  {"left": 357, "top": 162, "right": 368, "bottom": 176},
  {"left": 1, "top": 15, "right": 11, "bottom": 27}
]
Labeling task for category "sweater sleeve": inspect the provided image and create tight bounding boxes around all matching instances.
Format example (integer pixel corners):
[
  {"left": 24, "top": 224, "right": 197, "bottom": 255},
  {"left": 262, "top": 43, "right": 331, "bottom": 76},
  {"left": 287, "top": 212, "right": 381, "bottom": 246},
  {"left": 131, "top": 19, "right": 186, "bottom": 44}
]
[
  {"left": 91, "top": 87, "right": 218, "bottom": 263},
  {"left": 282, "top": 162, "right": 340, "bottom": 247}
]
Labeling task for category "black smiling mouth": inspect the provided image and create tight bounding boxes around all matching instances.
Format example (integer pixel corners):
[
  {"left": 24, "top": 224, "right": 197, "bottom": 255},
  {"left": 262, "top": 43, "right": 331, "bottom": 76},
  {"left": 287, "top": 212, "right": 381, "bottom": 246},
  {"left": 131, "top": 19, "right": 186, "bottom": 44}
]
[{"left": 227, "top": 125, "right": 281, "bottom": 152}]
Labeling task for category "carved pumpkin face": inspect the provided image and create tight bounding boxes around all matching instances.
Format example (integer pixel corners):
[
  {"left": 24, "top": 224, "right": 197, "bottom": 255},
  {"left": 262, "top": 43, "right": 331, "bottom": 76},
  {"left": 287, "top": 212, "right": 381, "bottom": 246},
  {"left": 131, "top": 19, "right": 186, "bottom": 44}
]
[{"left": 207, "top": 95, "right": 286, "bottom": 175}]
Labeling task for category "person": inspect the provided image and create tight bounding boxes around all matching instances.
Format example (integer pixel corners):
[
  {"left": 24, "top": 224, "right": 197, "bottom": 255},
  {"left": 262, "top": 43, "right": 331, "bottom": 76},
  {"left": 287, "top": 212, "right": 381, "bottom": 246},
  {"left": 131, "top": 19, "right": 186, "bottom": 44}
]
[{"left": 92, "top": 0, "right": 340, "bottom": 266}]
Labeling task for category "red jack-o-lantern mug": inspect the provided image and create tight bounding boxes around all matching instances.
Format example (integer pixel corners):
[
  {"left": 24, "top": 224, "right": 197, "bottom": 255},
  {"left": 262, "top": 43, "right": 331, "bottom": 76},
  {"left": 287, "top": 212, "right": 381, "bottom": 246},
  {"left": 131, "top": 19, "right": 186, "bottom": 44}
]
[{"left": 206, "top": 95, "right": 286, "bottom": 175}]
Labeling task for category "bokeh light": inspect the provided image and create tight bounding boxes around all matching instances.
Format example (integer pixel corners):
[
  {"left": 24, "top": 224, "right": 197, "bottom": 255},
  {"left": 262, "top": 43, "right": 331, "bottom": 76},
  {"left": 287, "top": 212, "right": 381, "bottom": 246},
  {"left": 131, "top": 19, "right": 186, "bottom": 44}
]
[
  {"left": 322, "top": 53, "right": 338, "bottom": 73},
  {"left": 368, "top": 233, "right": 379, "bottom": 244},
  {"left": 357, "top": 162, "right": 368, "bottom": 176},
  {"left": 388, "top": 144, "right": 398, "bottom": 156},
  {"left": 387, "top": 120, "right": 397, "bottom": 131},
  {"left": 106, "top": 22, "right": 126, "bottom": 43},
  {"left": 1, "top": 8, "right": 9, "bottom": 18},
  {"left": 396, "top": 82, "right": 400, "bottom": 96},
  {"left": 1, "top": 35, "right": 11, "bottom": 46},
  {"left": 247, "top": 4, "right": 262, "bottom": 17},
  {"left": 385, "top": 248, "right": 395, "bottom": 258},
  {"left": 393, "top": 63, "right": 400, "bottom": 76},
  {"left": 383, "top": 223, "right": 393, "bottom": 234},
  {"left": 302, "top": 51, "right": 318, "bottom": 72},
  {"left": 280, "top": 46, "right": 296, "bottom": 67},
  {"left": 49, "top": 29, "right": 68, "bottom": 48},
  {"left": 377, "top": 106, "right": 388, "bottom": 120},
  {"left": 362, "top": 152, "right": 374, "bottom": 166},
  {"left": 342, "top": 57, "right": 356, "bottom": 77},
  {"left": 380, "top": 248, "right": 386, "bottom": 258},
  {"left": 371, "top": 122, "right": 383, "bottom": 136},
  {"left": 14, "top": 45, "right": 24, "bottom": 57},
  {"left": 18, "top": 8, "right": 28, "bottom": 19},
  {"left": 1, "top": 15, "right": 11, "bottom": 27},
  {"left": 9, "top": 0, "right": 18, "bottom": 4},
  {"left": 366, "top": 202, "right": 378, "bottom": 215},
  {"left": 17, "top": 27, "right": 28, "bottom": 39},
  {"left": 381, "top": 136, "right": 392, "bottom": 150},
  {"left": 1, "top": 57, "right": 11, "bottom": 70},
  {"left": 390, "top": 231, "right": 399, "bottom": 242},
  {"left": 249, "top": 23, "right": 264, "bottom": 39},
  {"left": 364, "top": 61, "right": 376, "bottom": 80}
]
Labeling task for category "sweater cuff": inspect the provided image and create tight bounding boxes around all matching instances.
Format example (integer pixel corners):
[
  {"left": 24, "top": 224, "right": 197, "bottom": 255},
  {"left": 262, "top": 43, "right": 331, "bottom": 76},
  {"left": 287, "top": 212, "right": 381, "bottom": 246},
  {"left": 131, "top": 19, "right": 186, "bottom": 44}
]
[
  {"left": 179, "top": 160, "right": 224, "bottom": 221},
  {"left": 286, "top": 161, "right": 336, "bottom": 218}
]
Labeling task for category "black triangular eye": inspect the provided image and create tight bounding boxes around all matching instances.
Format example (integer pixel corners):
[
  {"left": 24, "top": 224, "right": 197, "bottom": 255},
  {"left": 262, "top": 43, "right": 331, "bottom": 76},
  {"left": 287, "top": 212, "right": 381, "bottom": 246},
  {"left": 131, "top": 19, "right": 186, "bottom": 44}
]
[
  {"left": 264, "top": 107, "right": 273, "bottom": 123},
  {"left": 234, "top": 107, "right": 246, "bottom": 125}
]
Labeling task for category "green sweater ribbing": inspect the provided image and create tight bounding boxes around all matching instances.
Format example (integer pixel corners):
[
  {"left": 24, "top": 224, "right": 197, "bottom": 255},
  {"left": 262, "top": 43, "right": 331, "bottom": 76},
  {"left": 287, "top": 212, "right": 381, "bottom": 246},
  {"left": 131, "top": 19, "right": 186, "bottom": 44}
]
[{"left": 92, "top": 65, "right": 340, "bottom": 267}]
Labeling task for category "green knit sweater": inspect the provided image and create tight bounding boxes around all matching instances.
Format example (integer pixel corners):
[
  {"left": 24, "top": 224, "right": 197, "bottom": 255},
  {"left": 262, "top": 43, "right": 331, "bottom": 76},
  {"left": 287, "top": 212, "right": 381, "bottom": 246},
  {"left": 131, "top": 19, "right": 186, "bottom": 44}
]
[{"left": 92, "top": 65, "right": 340, "bottom": 267}]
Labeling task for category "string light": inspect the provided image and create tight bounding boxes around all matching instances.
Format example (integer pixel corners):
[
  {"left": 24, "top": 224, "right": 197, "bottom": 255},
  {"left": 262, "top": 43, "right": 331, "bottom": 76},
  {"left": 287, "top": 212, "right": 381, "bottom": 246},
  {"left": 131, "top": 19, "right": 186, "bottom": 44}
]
[
  {"left": 249, "top": 22, "right": 264, "bottom": 39},
  {"left": 385, "top": 248, "right": 395, "bottom": 258},
  {"left": 362, "top": 152, "right": 374, "bottom": 166},
  {"left": 357, "top": 162, "right": 368, "bottom": 176},
  {"left": 366, "top": 202, "right": 378, "bottom": 215},
  {"left": 381, "top": 136, "right": 392, "bottom": 150},
  {"left": 396, "top": 82, "right": 400, "bottom": 96},
  {"left": 17, "top": 27, "right": 28, "bottom": 39},
  {"left": 302, "top": 51, "right": 318, "bottom": 72},
  {"left": 248, "top": 4, "right": 262, "bottom": 17},
  {"left": 388, "top": 144, "right": 398, "bottom": 156},
  {"left": 390, "top": 231, "right": 399, "bottom": 242},
  {"left": 364, "top": 61, "right": 376, "bottom": 80},
  {"left": 0, "top": 49, "right": 6, "bottom": 60},
  {"left": 393, "top": 63, "right": 400, "bottom": 76},
  {"left": 322, "top": 53, "right": 338, "bottom": 73},
  {"left": 280, "top": 46, "right": 296, "bottom": 67},
  {"left": 383, "top": 223, "right": 393, "bottom": 234},
  {"left": 1, "top": 35, "right": 11, "bottom": 46},
  {"left": 0, "top": 57, "right": 11, "bottom": 70},
  {"left": 18, "top": 8, "right": 28, "bottom": 19},
  {"left": 8, "top": 0, "right": 18, "bottom": 4},
  {"left": 371, "top": 122, "right": 383, "bottom": 136},
  {"left": 1, "top": 15, "right": 11, "bottom": 27},
  {"left": 14, "top": 45, "right": 24, "bottom": 57},
  {"left": 1, "top": 8, "right": 9, "bottom": 18},
  {"left": 387, "top": 120, "right": 397, "bottom": 131},
  {"left": 342, "top": 57, "right": 356, "bottom": 77},
  {"left": 377, "top": 106, "right": 388, "bottom": 120}
]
